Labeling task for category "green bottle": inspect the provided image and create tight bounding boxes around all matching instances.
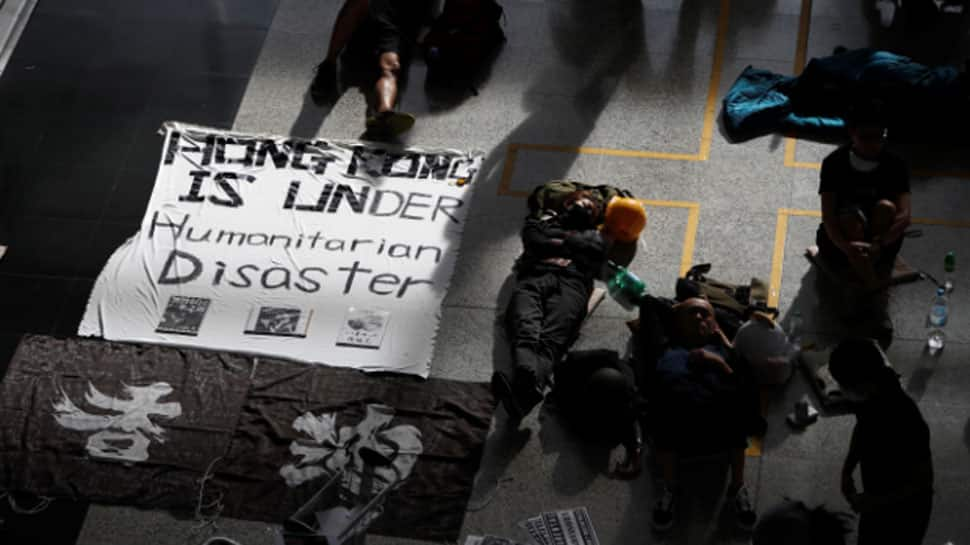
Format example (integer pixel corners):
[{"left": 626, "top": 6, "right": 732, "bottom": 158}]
[
  {"left": 606, "top": 261, "right": 647, "bottom": 310},
  {"left": 944, "top": 251, "right": 955, "bottom": 293}
]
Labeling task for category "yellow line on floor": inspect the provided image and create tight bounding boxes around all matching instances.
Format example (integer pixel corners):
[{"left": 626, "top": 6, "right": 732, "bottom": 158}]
[
  {"left": 782, "top": 0, "right": 813, "bottom": 169},
  {"left": 680, "top": 204, "right": 700, "bottom": 276},
  {"left": 768, "top": 209, "right": 791, "bottom": 308},
  {"left": 698, "top": 0, "right": 731, "bottom": 161},
  {"left": 746, "top": 436, "right": 763, "bottom": 457},
  {"left": 496, "top": 0, "right": 732, "bottom": 195},
  {"left": 510, "top": 143, "right": 705, "bottom": 161}
]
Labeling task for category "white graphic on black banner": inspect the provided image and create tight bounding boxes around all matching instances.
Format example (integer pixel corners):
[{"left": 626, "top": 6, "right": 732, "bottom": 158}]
[
  {"left": 53, "top": 382, "right": 182, "bottom": 463},
  {"left": 278, "top": 404, "right": 423, "bottom": 541},
  {"left": 79, "top": 123, "right": 481, "bottom": 377}
]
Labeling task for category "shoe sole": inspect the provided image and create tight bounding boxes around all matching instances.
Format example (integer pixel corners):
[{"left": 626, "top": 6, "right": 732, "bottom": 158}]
[{"left": 366, "top": 111, "right": 416, "bottom": 136}]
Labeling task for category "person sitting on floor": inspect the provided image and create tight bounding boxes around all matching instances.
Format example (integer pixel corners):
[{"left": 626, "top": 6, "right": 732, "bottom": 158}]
[
  {"left": 310, "top": 0, "right": 433, "bottom": 136},
  {"left": 829, "top": 338, "right": 934, "bottom": 545},
  {"left": 550, "top": 349, "right": 644, "bottom": 479},
  {"left": 492, "top": 190, "right": 611, "bottom": 424},
  {"left": 638, "top": 297, "right": 761, "bottom": 533},
  {"left": 816, "top": 99, "right": 911, "bottom": 344}
]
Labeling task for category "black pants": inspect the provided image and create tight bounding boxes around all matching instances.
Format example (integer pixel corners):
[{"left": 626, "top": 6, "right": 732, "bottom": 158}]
[
  {"left": 554, "top": 350, "right": 638, "bottom": 446},
  {"left": 506, "top": 270, "right": 591, "bottom": 392},
  {"left": 857, "top": 492, "right": 932, "bottom": 545}
]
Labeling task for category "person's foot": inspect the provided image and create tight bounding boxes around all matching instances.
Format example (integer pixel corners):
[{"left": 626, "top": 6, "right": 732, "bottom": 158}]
[
  {"left": 651, "top": 484, "right": 676, "bottom": 532},
  {"left": 730, "top": 485, "right": 757, "bottom": 532},
  {"left": 365, "top": 110, "right": 416, "bottom": 138},
  {"left": 310, "top": 59, "right": 338, "bottom": 104}
]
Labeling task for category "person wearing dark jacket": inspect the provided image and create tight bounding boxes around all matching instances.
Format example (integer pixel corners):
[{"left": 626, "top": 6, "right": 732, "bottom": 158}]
[
  {"left": 829, "top": 338, "right": 934, "bottom": 545},
  {"left": 492, "top": 190, "right": 610, "bottom": 423}
]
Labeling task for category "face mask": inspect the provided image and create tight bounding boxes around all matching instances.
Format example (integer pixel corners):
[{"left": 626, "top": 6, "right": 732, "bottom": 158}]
[{"left": 849, "top": 149, "right": 880, "bottom": 172}]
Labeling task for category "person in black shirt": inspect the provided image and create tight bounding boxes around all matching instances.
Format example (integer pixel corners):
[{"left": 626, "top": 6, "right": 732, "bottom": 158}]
[
  {"left": 492, "top": 190, "right": 610, "bottom": 423},
  {"left": 817, "top": 101, "right": 911, "bottom": 287},
  {"left": 310, "top": 0, "right": 432, "bottom": 136},
  {"left": 829, "top": 338, "right": 934, "bottom": 545}
]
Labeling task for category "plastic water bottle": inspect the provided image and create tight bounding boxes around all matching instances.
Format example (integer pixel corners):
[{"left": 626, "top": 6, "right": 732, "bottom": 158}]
[
  {"left": 927, "top": 328, "right": 945, "bottom": 355},
  {"left": 929, "top": 287, "right": 949, "bottom": 327},
  {"left": 606, "top": 261, "right": 647, "bottom": 310},
  {"left": 943, "top": 251, "right": 955, "bottom": 293}
]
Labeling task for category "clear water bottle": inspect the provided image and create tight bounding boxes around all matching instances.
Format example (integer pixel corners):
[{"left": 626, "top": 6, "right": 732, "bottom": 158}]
[
  {"left": 943, "top": 251, "right": 955, "bottom": 293},
  {"left": 927, "top": 328, "right": 945, "bottom": 355},
  {"left": 929, "top": 287, "right": 948, "bottom": 327},
  {"left": 606, "top": 261, "right": 647, "bottom": 310}
]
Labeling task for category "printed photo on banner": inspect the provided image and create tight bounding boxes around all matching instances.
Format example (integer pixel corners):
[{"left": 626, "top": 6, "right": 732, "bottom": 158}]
[{"left": 79, "top": 123, "right": 482, "bottom": 377}]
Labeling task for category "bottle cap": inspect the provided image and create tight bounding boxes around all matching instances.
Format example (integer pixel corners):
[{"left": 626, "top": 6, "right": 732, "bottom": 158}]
[{"left": 937, "top": 287, "right": 945, "bottom": 296}]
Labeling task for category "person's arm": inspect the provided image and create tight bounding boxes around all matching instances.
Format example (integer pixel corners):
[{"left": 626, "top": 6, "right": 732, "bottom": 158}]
[
  {"left": 841, "top": 424, "right": 862, "bottom": 502},
  {"left": 821, "top": 192, "right": 853, "bottom": 255},
  {"left": 521, "top": 217, "right": 569, "bottom": 257}
]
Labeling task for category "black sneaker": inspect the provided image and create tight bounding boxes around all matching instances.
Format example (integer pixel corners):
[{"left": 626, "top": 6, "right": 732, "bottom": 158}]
[
  {"left": 651, "top": 485, "right": 676, "bottom": 532},
  {"left": 731, "top": 485, "right": 757, "bottom": 532},
  {"left": 310, "top": 59, "right": 338, "bottom": 103},
  {"left": 365, "top": 110, "right": 416, "bottom": 137}
]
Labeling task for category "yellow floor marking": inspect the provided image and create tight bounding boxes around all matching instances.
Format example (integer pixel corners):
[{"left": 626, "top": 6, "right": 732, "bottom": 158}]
[
  {"left": 497, "top": 0, "right": 732, "bottom": 196},
  {"left": 745, "top": 436, "right": 763, "bottom": 457}
]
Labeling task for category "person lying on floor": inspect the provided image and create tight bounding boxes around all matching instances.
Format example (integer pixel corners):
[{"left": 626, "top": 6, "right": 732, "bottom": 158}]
[
  {"left": 636, "top": 296, "right": 762, "bottom": 533},
  {"left": 549, "top": 349, "right": 644, "bottom": 479},
  {"left": 816, "top": 99, "right": 910, "bottom": 346},
  {"left": 492, "top": 190, "right": 611, "bottom": 424}
]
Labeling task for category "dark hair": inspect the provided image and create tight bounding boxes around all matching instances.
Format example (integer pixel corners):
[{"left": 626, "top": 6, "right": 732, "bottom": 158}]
[
  {"left": 845, "top": 98, "right": 887, "bottom": 129},
  {"left": 828, "top": 337, "right": 895, "bottom": 388}
]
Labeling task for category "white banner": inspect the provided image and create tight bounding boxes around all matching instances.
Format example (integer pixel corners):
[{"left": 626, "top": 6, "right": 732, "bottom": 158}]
[{"left": 80, "top": 123, "right": 482, "bottom": 377}]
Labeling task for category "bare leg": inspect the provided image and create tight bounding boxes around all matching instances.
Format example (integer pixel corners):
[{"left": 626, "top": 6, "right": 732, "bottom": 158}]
[
  {"left": 375, "top": 51, "right": 401, "bottom": 114},
  {"left": 324, "top": 0, "right": 370, "bottom": 63},
  {"left": 839, "top": 212, "right": 879, "bottom": 289},
  {"left": 869, "top": 199, "right": 896, "bottom": 239}
]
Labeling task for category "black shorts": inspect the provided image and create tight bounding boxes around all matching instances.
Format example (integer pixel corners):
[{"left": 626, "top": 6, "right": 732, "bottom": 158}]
[{"left": 368, "top": 0, "right": 420, "bottom": 57}]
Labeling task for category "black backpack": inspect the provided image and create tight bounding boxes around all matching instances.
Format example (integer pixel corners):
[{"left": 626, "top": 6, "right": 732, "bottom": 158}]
[
  {"left": 422, "top": 0, "right": 506, "bottom": 92},
  {"left": 675, "top": 263, "right": 778, "bottom": 339}
]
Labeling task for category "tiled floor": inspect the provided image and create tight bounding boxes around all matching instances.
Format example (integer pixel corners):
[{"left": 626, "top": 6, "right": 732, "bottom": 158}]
[{"left": 3, "top": 1, "right": 970, "bottom": 544}]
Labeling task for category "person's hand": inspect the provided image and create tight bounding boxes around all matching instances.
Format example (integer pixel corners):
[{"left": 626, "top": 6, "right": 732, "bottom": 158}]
[{"left": 847, "top": 241, "right": 872, "bottom": 259}]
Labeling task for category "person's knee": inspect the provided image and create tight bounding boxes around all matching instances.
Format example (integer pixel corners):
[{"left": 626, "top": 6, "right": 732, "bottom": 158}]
[
  {"left": 379, "top": 52, "right": 401, "bottom": 78},
  {"left": 873, "top": 199, "right": 896, "bottom": 217},
  {"left": 589, "top": 367, "right": 630, "bottom": 399}
]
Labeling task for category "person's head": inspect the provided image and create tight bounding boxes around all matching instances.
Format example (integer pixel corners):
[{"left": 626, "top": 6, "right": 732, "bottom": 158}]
[
  {"left": 846, "top": 100, "right": 888, "bottom": 160},
  {"left": 828, "top": 337, "right": 897, "bottom": 402},
  {"left": 561, "top": 190, "right": 602, "bottom": 230},
  {"left": 672, "top": 297, "right": 719, "bottom": 347}
]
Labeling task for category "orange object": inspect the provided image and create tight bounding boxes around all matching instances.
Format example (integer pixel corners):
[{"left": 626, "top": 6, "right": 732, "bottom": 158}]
[{"left": 602, "top": 197, "right": 646, "bottom": 242}]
